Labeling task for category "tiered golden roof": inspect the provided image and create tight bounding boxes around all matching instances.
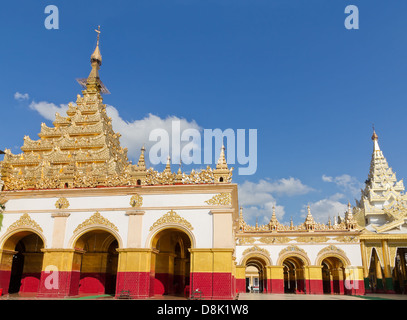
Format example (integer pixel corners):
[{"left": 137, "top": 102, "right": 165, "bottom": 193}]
[{"left": 0, "top": 27, "right": 233, "bottom": 191}]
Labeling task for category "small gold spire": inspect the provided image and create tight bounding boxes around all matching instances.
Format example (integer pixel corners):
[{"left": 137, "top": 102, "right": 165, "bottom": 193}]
[
  {"left": 164, "top": 155, "right": 171, "bottom": 173},
  {"left": 216, "top": 144, "right": 228, "bottom": 170},
  {"left": 91, "top": 26, "right": 102, "bottom": 65},
  {"left": 136, "top": 145, "right": 146, "bottom": 170}
]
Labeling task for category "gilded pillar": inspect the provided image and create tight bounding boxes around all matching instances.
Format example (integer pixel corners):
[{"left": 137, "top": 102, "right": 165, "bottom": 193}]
[
  {"left": 37, "top": 248, "right": 84, "bottom": 298},
  {"left": 360, "top": 240, "right": 370, "bottom": 290},
  {"left": 381, "top": 240, "right": 395, "bottom": 292},
  {"left": 374, "top": 250, "right": 384, "bottom": 291},
  {"left": 399, "top": 249, "right": 407, "bottom": 292},
  {"left": 116, "top": 248, "right": 157, "bottom": 298},
  {"left": 189, "top": 248, "right": 235, "bottom": 299},
  {"left": 306, "top": 266, "right": 324, "bottom": 294}
]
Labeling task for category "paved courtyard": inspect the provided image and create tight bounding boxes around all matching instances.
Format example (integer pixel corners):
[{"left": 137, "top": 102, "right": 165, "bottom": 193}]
[
  {"left": 1, "top": 292, "right": 407, "bottom": 300},
  {"left": 238, "top": 292, "right": 407, "bottom": 300}
]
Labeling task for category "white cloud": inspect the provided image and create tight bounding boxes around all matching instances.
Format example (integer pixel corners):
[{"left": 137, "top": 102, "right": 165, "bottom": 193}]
[
  {"left": 27, "top": 100, "right": 202, "bottom": 165},
  {"left": 14, "top": 92, "right": 29, "bottom": 101},
  {"left": 105, "top": 105, "right": 202, "bottom": 164},
  {"left": 238, "top": 178, "right": 313, "bottom": 224},
  {"left": 29, "top": 101, "right": 70, "bottom": 121},
  {"left": 301, "top": 193, "right": 348, "bottom": 223},
  {"left": 322, "top": 174, "right": 363, "bottom": 197}
]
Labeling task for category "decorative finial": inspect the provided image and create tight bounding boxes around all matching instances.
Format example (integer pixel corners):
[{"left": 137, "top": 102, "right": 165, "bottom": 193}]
[
  {"left": 371, "top": 125, "right": 380, "bottom": 152},
  {"left": 371, "top": 125, "right": 378, "bottom": 141},
  {"left": 95, "top": 25, "right": 101, "bottom": 46},
  {"left": 90, "top": 25, "right": 102, "bottom": 66}
]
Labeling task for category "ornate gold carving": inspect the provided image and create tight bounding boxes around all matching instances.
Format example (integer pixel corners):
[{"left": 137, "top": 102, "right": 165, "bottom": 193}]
[
  {"left": 389, "top": 243, "right": 398, "bottom": 268},
  {"left": 237, "top": 237, "right": 256, "bottom": 245},
  {"left": 279, "top": 245, "right": 306, "bottom": 256},
  {"left": 55, "top": 197, "right": 70, "bottom": 209},
  {"left": 73, "top": 211, "right": 118, "bottom": 234},
  {"left": 259, "top": 236, "right": 291, "bottom": 244},
  {"left": 318, "top": 245, "right": 346, "bottom": 256},
  {"left": 205, "top": 193, "right": 232, "bottom": 206},
  {"left": 149, "top": 210, "right": 193, "bottom": 231},
  {"left": 242, "top": 245, "right": 270, "bottom": 258},
  {"left": 7, "top": 213, "right": 43, "bottom": 233},
  {"left": 294, "top": 236, "right": 329, "bottom": 243},
  {"left": 130, "top": 194, "right": 143, "bottom": 208},
  {"left": 334, "top": 236, "right": 359, "bottom": 243}
]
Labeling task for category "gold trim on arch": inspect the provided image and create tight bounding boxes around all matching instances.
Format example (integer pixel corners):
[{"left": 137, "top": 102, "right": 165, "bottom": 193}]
[
  {"left": 145, "top": 224, "right": 196, "bottom": 250},
  {"left": 7, "top": 213, "right": 43, "bottom": 233},
  {"left": 68, "top": 224, "right": 124, "bottom": 249},
  {"left": 73, "top": 211, "right": 118, "bottom": 235},
  {"left": 149, "top": 210, "right": 193, "bottom": 231},
  {"left": 0, "top": 227, "right": 47, "bottom": 251},
  {"left": 240, "top": 250, "right": 272, "bottom": 266},
  {"left": 315, "top": 245, "right": 351, "bottom": 267},
  {"left": 277, "top": 245, "right": 311, "bottom": 266}
]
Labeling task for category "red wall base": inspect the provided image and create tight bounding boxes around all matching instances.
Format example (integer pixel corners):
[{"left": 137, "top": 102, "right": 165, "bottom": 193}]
[
  {"left": 115, "top": 271, "right": 151, "bottom": 299},
  {"left": 190, "top": 272, "right": 235, "bottom": 300},
  {"left": 37, "top": 270, "right": 80, "bottom": 298},
  {"left": 0, "top": 270, "right": 11, "bottom": 295}
]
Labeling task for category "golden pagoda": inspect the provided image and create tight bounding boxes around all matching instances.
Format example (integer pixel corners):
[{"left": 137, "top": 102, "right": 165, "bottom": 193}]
[{"left": 0, "top": 27, "right": 233, "bottom": 191}]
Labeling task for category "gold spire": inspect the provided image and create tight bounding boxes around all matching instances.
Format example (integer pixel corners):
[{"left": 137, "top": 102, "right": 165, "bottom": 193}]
[
  {"left": 87, "top": 26, "right": 103, "bottom": 85},
  {"left": 216, "top": 144, "right": 228, "bottom": 170},
  {"left": 91, "top": 26, "right": 102, "bottom": 66},
  {"left": 304, "top": 205, "right": 316, "bottom": 232},
  {"left": 269, "top": 205, "right": 279, "bottom": 232},
  {"left": 136, "top": 145, "right": 146, "bottom": 170},
  {"left": 213, "top": 144, "right": 233, "bottom": 183},
  {"left": 164, "top": 156, "right": 172, "bottom": 174},
  {"left": 372, "top": 130, "right": 380, "bottom": 153}
]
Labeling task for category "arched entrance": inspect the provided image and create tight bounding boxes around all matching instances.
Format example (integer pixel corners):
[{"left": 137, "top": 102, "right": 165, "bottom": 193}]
[
  {"left": 1, "top": 231, "right": 44, "bottom": 296},
  {"left": 73, "top": 229, "right": 119, "bottom": 296},
  {"left": 244, "top": 256, "right": 268, "bottom": 293},
  {"left": 151, "top": 228, "right": 191, "bottom": 297},
  {"left": 393, "top": 248, "right": 407, "bottom": 294},
  {"left": 321, "top": 256, "right": 346, "bottom": 295},
  {"left": 282, "top": 256, "right": 306, "bottom": 294}
]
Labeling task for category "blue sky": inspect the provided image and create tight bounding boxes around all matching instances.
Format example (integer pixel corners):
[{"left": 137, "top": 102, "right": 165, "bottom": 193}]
[{"left": 1, "top": 0, "right": 407, "bottom": 225}]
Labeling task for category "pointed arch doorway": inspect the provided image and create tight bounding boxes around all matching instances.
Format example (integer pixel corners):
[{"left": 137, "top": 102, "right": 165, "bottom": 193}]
[{"left": 150, "top": 228, "right": 192, "bottom": 297}]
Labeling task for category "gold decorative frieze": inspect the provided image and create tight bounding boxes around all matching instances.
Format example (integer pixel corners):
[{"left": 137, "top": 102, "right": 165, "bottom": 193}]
[
  {"left": 259, "top": 236, "right": 291, "bottom": 244},
  {"left": 334, "top": 236, "right": 359, "bottom": 243},
  {"left": 130, "top": 194, "right": 143, "bottom": 208},
  {"left": 73, "top": 211, "right": 118, "bottom": 234},
  {"left": 7, "top": 213, "right": 43, "bottom": 233},
  {"left": 294, "top": 236, "right": 329, "bottom": 243},
  {"left": 205, "top": 193, "right": 232, "bottom": 206},
  {"left": 149, "top": 210, "right": 193, "bottom": 231},
  {"left": 237, "top": 237, "right": 256, "bottom": 245},
  {"left": 55, "top": 197, "right": 70, "bottom": 210}
]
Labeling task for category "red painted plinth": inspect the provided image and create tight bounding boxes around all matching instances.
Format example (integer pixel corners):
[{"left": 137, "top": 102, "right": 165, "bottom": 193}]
[
  {"left": 269, "top": 279, "right": 284, "bottom": 294},
  {"left": 115, "top": 271, "right": 151, "bottom": 299},
  {"left": 236, "top": 278, "right": 246, "bottom": 293},
  {"left": 344, "top": 280, "right": 365, "bottom": 295},
  {"left": 190, "top": 272, "right": 235, "bottom": 300},
  {"left": 307, "top": 279, "right": 324, "bottom": 294},
  {"left": 37, "top": 270, "right": 81, "bottom": 298},
  {"left": 0, "top": 270, "right": 11, "bottom": 295}
]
